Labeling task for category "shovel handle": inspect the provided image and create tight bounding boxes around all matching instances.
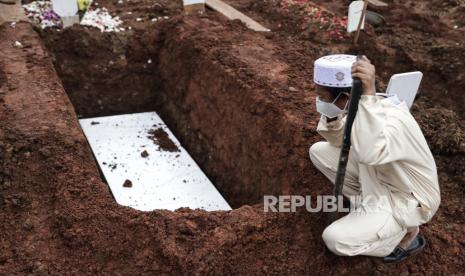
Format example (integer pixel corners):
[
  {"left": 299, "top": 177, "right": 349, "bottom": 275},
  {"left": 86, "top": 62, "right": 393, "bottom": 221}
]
[{"left": 332, "top": 77, "right": 363, "bottom": 208}]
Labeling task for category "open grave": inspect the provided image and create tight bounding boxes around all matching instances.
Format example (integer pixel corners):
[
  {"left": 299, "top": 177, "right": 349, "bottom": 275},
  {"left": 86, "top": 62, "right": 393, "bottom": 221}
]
[{"left": 1, "top": 0, "right": 464, "bottom": 274}]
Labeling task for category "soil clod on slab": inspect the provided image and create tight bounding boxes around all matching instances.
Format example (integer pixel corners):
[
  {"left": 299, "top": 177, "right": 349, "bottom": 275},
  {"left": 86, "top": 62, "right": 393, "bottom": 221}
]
[
  {"left": 141, "top": 150, "right": 149, "bottom": 158},
  {"left": 108, "top": 162, "right": 117, "bottom": 171},
  {"left": 123, "top": 179, "right": 132, "bottom": 188},
  {"left": 147, "top": 127, "right": 180, "bottom": 152}
]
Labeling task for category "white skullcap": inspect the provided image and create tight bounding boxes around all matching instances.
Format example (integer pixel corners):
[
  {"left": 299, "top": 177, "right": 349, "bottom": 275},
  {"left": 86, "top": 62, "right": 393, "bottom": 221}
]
[{"left": 313, "top": 54, "right": 357, "bottom": 87}]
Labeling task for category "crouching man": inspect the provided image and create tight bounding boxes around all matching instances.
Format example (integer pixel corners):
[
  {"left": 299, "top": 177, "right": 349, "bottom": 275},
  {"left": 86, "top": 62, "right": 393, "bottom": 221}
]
[{"left": 309, "top": 54, "right": 440, "bottom": 263}]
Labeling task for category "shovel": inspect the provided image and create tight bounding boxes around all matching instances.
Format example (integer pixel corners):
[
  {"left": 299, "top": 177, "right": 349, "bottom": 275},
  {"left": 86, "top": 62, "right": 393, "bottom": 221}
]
[{"left": 329, "top": 60, "right": 363, "bottom": 222}]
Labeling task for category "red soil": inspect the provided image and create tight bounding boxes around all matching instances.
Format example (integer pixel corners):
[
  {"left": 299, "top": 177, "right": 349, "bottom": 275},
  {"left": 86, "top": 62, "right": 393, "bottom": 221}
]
[
  {"left": 0, "top": 0, "right": 464, "bottom": 274},
  {"left": 123, "top": 179, "right": 133, "bottom": 188}
]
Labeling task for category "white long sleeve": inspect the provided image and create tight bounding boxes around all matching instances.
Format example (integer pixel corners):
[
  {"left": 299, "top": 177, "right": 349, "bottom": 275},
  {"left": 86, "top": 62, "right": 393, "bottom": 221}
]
[
  {"left": 316, "top": 114, "right": 346, "bottom": 148},
  {"left": 350, "top": 95, "right": 440, "bottom": 225},
  {"left": 352, "top": 96, "right": 428, "bottom": 166},
  {"left": 351, "top": 95, "right": 410, "bottom": 165}
]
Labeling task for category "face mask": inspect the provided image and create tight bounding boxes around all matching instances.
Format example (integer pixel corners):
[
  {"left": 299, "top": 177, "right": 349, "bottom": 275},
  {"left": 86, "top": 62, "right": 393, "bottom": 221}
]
[{"left": 316, "top": 92, "right": 349, "bottom": 119}]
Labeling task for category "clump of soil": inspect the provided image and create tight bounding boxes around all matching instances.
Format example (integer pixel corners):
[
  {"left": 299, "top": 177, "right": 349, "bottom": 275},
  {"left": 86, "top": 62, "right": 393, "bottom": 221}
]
[
  {"left": 123, "top": 179, "right": 132, "bottom": 188},
  {"left": 105, "top": 162, "right": 117, "bottom": 171},
  {"left": 141, "top": 150, "right": 149, "bottom": 158},
  {"left": 147, "top": 127, "right": 180, "bottom": 152}
]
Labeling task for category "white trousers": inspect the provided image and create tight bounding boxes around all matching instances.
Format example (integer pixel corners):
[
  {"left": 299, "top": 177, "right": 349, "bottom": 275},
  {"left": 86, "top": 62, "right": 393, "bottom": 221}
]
[{"left": 310, "top": 142, "right": 408, "bottom": 257}]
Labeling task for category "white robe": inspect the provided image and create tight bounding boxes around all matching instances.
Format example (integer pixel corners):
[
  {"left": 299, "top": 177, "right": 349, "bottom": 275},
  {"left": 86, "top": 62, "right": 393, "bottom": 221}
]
[{"left": 309, "top": 95, "right": 440, "bottom": 257}]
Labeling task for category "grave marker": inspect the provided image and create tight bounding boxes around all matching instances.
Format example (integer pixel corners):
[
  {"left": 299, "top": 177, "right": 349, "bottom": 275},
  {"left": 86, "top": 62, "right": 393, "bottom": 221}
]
[
  {"left": 51, "top": 0, "right": 79, "bottom": 28},
  {"left": 353, "top": 0, "right": 369, "bottom": 44},
  {"left": 347, "top": 1, "right": 365, "bottom": 33}
]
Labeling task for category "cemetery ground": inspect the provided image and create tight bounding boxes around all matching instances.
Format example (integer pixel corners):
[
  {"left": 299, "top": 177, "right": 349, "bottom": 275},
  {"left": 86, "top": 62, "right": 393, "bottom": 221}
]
[{"left": 0, "top": 0, "right": 464, "bottom": 274}]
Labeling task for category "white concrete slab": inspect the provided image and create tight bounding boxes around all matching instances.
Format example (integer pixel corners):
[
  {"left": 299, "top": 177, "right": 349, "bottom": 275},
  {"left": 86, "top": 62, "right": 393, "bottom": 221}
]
[{"left": 79, "top": 112, "right": 231, "bottom": 212}]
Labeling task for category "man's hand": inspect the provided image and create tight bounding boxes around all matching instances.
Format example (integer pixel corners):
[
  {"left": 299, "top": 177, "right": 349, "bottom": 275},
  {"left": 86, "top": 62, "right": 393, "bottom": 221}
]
[{"left": 351, "top": 56, "right": 376, "bottom": 96}]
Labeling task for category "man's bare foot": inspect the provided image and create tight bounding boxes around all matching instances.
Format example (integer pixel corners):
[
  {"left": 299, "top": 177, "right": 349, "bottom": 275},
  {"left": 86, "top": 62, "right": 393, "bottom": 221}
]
[{"left": 398, "top": 226, "right": 419, "bottom": 250}]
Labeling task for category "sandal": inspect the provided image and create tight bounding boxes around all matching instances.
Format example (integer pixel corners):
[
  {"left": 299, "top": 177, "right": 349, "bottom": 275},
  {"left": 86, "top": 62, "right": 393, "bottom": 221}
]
[{"left": 383, "top": 234, "right": 426, "bottom": 264}]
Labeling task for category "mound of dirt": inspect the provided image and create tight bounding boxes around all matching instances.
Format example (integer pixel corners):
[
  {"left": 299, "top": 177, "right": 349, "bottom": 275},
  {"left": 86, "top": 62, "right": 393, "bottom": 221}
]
[{"left": 413, "top": 105, "right": 465, "bottom": 155}]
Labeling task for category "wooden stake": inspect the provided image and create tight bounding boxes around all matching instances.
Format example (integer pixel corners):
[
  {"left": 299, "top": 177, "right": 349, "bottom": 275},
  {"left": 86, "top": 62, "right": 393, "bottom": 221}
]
[
  {"left": 353, "top": 0, "right": 368, "bottom": 44},
  {"left": 206, "top": 0, "right": 270, "bottom": 32}
]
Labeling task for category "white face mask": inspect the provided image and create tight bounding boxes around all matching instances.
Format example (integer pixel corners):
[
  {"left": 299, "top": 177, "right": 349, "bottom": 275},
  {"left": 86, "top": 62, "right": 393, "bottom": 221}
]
[{"left": 316, "top": 92, "right": 349, "bottom": 119}]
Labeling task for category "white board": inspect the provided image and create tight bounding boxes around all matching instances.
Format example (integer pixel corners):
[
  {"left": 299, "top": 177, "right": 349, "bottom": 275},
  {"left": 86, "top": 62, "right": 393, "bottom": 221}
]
[
  {"left": 386, "top": 71, "right": 423, "bottom": 109},
  {"left": 52, "top": 0, "right": 78, "bottom": 17},
  {"left": 347, "top": 1, "right": 365, "bottom": 33},
  {"left": 79, "top": 112, "right": 231, "bottom": 212},
  {"left": 184, "top": 0, "right": 205, "bottom": 4}
]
